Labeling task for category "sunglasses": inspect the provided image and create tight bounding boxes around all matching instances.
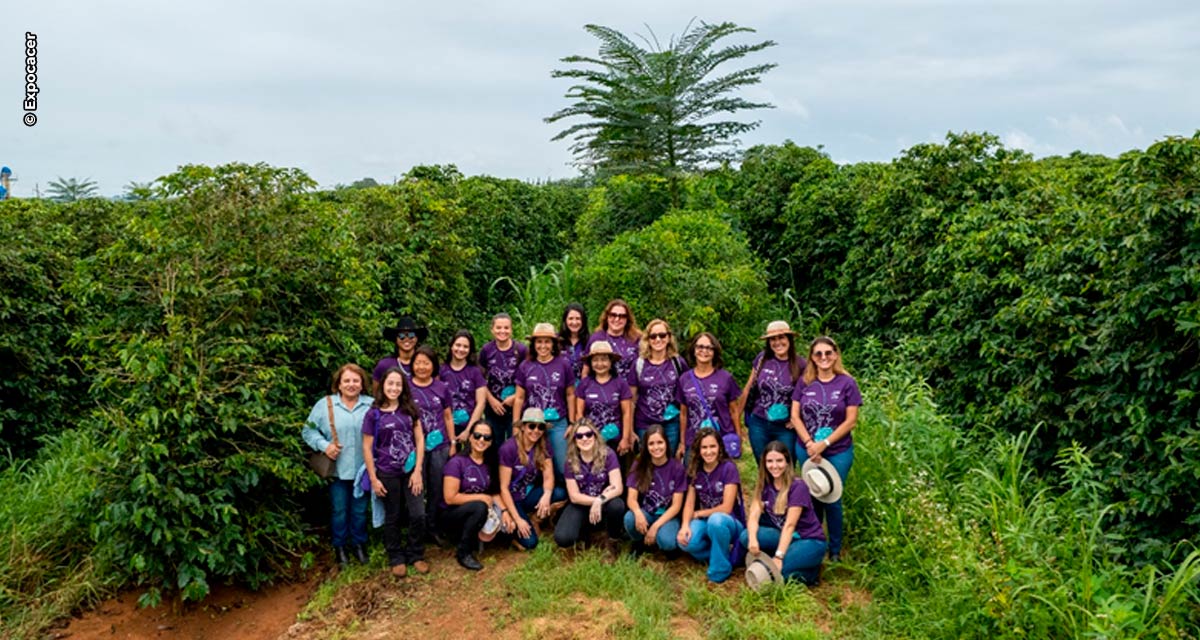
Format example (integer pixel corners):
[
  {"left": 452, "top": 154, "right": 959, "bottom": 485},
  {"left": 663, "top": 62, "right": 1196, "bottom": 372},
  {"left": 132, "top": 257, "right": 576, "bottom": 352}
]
[
  {"left": 471, "top": 432, "right": 493, "bottom": 442},
  {"left": 694, "top": 344, "right": 714, "bottom": 352},
  {"left": 608, "top": 312, "right": 628, "bottom": 319},
  {"left": 396, "top": 332, "right": 417, "bottom": 340},
  {"left": 525, "top": 423, "right": 547, "bottom": 432},
  {"left": 648, "top": 332, "right": 670, "bottom": 340},
  {"left": 574, "top": 431, "right": 596, "bottom": 440},
  {"left": 813, "top": 350, "right": 836, "bottom": 358}
]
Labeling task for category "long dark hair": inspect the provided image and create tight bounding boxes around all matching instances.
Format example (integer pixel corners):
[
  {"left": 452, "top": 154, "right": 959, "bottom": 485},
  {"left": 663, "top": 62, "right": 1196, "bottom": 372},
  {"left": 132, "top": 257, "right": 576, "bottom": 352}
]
[
  {"left": 558, "top": 302, "right": 589, "bottom": 345},
  {"left": 526, "top": 334, "right": 562, "bottom": 360},
  {"left": 760, "top": 335, "right": 803, "bottom": 382},
  {"left": 594, "top": 298, "right": 642, "bottom": 340},
  {"left": 631, "top": 424, "right": 670, "bottom": 495},
  {"left": 373, "top": 366, "right": 419, "bottom": 419},
  {"left": 459, "top": 419, "right": 500, "bottom": 492},
  {"left": 686, "top": 427, "right": 730, "bottom": 479},
  {"left": 445, "top": 329, "right": 478, "bottom": 367}
]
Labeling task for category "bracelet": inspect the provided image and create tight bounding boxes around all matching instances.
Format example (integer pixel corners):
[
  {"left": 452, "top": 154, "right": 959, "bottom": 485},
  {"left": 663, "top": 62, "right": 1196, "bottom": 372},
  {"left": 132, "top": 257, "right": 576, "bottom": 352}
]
[
  {"left": 822, "top": 439, "right": 831, "bottom": 448},
  {"left": 774, "top": 550, "right": 784, "bottom": 559}
]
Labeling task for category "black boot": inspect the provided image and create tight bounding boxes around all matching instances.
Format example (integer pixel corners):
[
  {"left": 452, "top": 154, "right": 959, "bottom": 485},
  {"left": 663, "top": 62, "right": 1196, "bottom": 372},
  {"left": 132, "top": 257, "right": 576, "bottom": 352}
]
[
  {"left": 456, "top": 551, "right": 483, "bottom": 571},
  {"left": 353, "top": 544, "right": 368, "bottom": 565},
  {"left": 335, "top": 546, "right": 350, "bottom": 569}
]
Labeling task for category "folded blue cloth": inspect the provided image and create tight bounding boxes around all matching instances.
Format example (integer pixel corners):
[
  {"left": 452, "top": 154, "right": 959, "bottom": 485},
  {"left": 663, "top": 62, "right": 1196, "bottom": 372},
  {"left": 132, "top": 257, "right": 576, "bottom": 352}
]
[{"left": 354, "top": 464, "right": 386, "bottom": 529}]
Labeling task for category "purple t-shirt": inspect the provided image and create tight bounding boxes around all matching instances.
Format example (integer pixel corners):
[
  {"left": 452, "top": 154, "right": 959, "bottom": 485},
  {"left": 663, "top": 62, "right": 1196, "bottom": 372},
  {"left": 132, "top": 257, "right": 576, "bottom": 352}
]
[
  {"left": 498, "top": 438, "right": 542, "bottom": 501},
  {"left": 630, "top": 458, "right": 686, "bottom": 514},
  {"left": 587, "top": 330, "right": 641, "bottom": 378},
  {"left": 691, "top": 459, "right": 741, "bottom": 511},
  {"left": 628, "top": 356, "right": 688, "bottom": 432},
  {"left": 439, "top": 363, "right": 487, "bottom": 423},
  {"left": 750, "top": 352, "right": 808, "bottom": 421},
  {"left": 565, "top": 449, "right": 620, "bottom": 498},
  {"left": 480, "top": 340, "right": 528, "bottom": 400},
  {"left": 791, "top": 374, "right": 862, "bottom": 457},
  {"left": 362, "top": 407, "right": 416, "bottom": 476},
  {"left": 576, "top": 375, "right": 631, "bottom": 438},
  {"left": 762, "top": 478, "right": 825, "bottom": 541},
  {"left": 372, "top": 355, "right": 413, "bottom": 382},
  {"left": 677, "top": 369, "right": 741, "bottom": 447},
  {"left": 441, "top": 454, "right": 492, "bottom": 508},
  {"left": 564, "top": 338, "right": 587, "bottom": 383},
  {"left": 410, "top": 379, "right": 451, "bottom": 450},
  {"left": 516, "top": 356, "right": 574, "bottom": 418}
]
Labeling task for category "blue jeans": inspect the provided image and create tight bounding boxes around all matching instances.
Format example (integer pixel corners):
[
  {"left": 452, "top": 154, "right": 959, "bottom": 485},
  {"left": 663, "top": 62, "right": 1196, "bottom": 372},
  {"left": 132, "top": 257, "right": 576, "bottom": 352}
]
[
  {"left": 486, "top": 405, "right": 514, "bottom": 446},
  {"left": 680, "top": 512, "right": 744, "bottom": 582},
  {"left": 795, "top": 443, "right": 854, "bottom": 555},
  {"left": 623, "top": 510, "right": 681, "bottom": 551},
  {"left": 547, "top": 418, "right": 569, "bottom": 483},
  {"left": 512, "top": 485, "right": 567, "bottom": 549},
  {"left": 740, "top": 526, "right": 827, "bottom": 585},
  {"left": 634, "top": 414, "right": 681, "bottom": 459},
  {"left": 746, "top": 412, "right": 797, "bottom": 464},
  {"left": 329, "top": 479, "right": 368, "bottom": 548}
]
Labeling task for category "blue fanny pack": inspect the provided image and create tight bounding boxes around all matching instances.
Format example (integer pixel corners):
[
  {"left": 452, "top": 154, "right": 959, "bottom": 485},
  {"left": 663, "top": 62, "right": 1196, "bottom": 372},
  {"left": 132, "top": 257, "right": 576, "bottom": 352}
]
[
  {"left": 813, "top": 426, "right": 834, "bottom": 442},
  {"left": 403, "top": 449, "right": 417, "bottom": 473},
  {"left": 425, "top": 429, "right": 445, "bottom": 451},
  {"left": 662, "top": 404, "right": 680, "bottom": 421},
  {"left": 600, "top": 422, "right": 620, "bottom": 442},
  {"left": 767, "top": 403, "right": 789, "bottom": 421},
  {"left": 543, "top": 407, "right": 561, "bottom": 422},
  {"left": 501, "top": 385, "right": 516, "bottom": 400},
  {"left": 452, "top": 408, "right": 470, "bottom": 425}
]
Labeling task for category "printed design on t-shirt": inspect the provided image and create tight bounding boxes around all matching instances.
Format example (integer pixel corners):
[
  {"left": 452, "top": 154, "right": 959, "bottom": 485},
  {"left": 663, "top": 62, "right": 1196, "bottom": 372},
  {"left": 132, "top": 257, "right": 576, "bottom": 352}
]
[
  {"left": 763, "top": 486, "right": 787, "bottom": 529},
  {"left": 380, "top": 413, "right": 414, "bottom": 467},
  {"left": 412, "top": 388, "right": 443, "bottom": 435},
  {"left": 575, "top": 468, "right": 607, "bottom": 496},
  {"left": 758, "top": 363, "right": 795, "bottom": 408},
  {"left": 695, "top": 474, "right": 725, "bottom": 510},
  {"left": 461, "top": 464, "right": 487, "bottom": 494},
  {"left": 684, "top": 380, "right": 722, "bottom": 429},
  {"left": 511, "top": 448, "right": 537, "bottom": 499},
  {"left": 449, "top": 376, "right": 475, "bottom": 411},
  {"left": 584, "top": 387, "right": 621, "bottom": 429},
  {"left": 801, "top": 388, "right": 836, "bottom": 431},
  {"left": 641, "top": 473, "right": 674, "bottom": 512},
  {"left": 641, "top": 366, "right": 677, "bottom": 419},
  {"left": 529, "top": 369, "right": 563, "bottom": 410},
  {"left": 484, "top": 348, "right": 521, "bottom": 397}
]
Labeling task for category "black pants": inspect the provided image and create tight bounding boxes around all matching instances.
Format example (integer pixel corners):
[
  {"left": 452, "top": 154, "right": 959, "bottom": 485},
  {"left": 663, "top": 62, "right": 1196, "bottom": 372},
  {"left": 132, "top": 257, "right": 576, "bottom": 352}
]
[
  {"left": 554, "top": 499, "right": 626, "bottom": 547},
  {"left": 441, "top": 501, "right": 490, "bottom": 556},
  {"left": 380, "top": 473, "right": 426, "bottom": 566}
]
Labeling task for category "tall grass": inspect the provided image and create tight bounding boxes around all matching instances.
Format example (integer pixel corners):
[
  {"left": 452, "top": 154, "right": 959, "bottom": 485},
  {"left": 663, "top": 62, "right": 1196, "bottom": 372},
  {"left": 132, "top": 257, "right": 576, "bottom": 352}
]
[
  {"left": 0, "top": 430, "right": 117, "bottom": 638},
  {"left": 489, "top": 255, "right": 578, "bottom": 336},
  {"left": 849, "top": 365, "right": 1200, "bottom": 638}
]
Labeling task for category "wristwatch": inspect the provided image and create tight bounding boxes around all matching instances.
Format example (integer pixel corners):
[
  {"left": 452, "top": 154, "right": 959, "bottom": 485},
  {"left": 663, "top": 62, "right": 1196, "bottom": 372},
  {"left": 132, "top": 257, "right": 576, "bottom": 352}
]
[
  {"left": 774, "top": 550, "right": 784, "bottom": 559},
  {"left": 822, "top": 439, "right": 831, "bottom": 448}
]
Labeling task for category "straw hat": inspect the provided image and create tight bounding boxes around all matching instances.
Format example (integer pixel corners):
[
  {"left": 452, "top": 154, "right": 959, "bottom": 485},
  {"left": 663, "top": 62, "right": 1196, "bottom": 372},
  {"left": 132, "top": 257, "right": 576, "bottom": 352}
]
[
  {"left": 526, "top": 322, "right": 558, "bottom": 341},
  {"left": 801, "top": 458, "right": 844, "bottom": 504},
  {"left": 744, "top": 550, "right": 783, "bottom": 590},
  {"left": 479, "top": 503, "right": 504, "bottom": 542},
  {"left": 760, "top": 320, "right": 796, "bottom": 340},
  {"left": 520, "top": 407, "right": 547, "bottom": 425},
  {"left": 583, "top": 340, "right": 622, "bottom": 361}
]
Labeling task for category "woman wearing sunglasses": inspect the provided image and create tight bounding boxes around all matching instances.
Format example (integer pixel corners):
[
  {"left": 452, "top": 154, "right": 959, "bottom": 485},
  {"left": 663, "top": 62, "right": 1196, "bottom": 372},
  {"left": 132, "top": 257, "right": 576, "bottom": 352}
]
[
  {"left": 676, "top": 333, "right": 742, "bottom": 461},
  {"left": 629, "top": 318, "right": 688, "bottom": 456},
  {"left": 498, "top": 408, "right": 566, "bottom": 550},
  {"left": 441, "top": 420, "right": 504, "bottom": 571},
  {"left": 372, "top": 316, "right": 428, "bottom": 388},
  {"left": 742, "top": 321, "right": 807, "bottom": 463},
  {"left": 554, "top": 420, "right": 627, "bottom": 551},
  {"left": 585, "top": 299, "right": 642, "bottom": 379},
  {"left": 790, "top": 336, "right": 861, "bottom": 563}
]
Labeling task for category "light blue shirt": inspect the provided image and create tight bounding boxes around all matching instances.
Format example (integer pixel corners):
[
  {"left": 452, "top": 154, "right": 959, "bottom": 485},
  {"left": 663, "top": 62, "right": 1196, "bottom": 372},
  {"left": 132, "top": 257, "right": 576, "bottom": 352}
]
[{"left": 301, "top": 394, "right": 371, "bottom": 481}]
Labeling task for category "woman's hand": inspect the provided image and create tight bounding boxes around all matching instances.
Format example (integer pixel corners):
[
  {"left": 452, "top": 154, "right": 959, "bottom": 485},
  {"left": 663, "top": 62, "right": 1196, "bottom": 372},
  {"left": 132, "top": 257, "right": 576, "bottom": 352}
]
[
  {"left": 324, "top": 442, "right": 342, "bottom": 459},
  {"left": 773, "top": 556, "right": 784, "bottom": 571},
  {"left": 372, "top": 478, "right": 387, "bottom": 498},
  {"left": 618, "top": 435, "right": 632, "bottom": 455},
  {"left": 644, "top": 522, "right": 660, "bottom": 546},
  {"left": 535, "top": 495, "right": 552, "bottom": 519},
  {"left": 633, "top": 510, "right": 649, "bottom": 534},
  {"left": 805, "top": 439, "right": 827, "bottom": 462},
  {"left": 677, "top": 526, "right": 692, "bottom": 547},
  {"left": 501, "top": 511, "right": 516, "bottom": 533},
  {"left": 515, "top": 516, "right": 532, "bottom": 539},
  {"left": 409, "top": 472, "right": 423, "bottom": 496},
  {"left": 488, "top": 396, "right": 506, "bottom": 415},
  {"left": 589, "top": 498, "right": 603, "bottom": 525},
  {"left": 748, "top": 539, "right": 760, "bottom": 556}
]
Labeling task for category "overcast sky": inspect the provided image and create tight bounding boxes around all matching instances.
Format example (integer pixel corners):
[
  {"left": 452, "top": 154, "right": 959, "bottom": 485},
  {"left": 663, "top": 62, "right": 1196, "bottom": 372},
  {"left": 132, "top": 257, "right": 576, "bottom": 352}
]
[{"left": 4, "top": 0, "right": 1197, "bottom": 196}]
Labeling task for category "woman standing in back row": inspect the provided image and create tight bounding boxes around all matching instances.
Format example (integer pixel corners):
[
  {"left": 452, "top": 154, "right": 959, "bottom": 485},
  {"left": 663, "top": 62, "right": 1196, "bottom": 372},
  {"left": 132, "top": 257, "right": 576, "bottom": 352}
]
[
  {"left": 742, "top": 321, "right": 807, "bottom": 463},
  {"left": 586, "top": 299, "right": 642, "bottom": 379}
]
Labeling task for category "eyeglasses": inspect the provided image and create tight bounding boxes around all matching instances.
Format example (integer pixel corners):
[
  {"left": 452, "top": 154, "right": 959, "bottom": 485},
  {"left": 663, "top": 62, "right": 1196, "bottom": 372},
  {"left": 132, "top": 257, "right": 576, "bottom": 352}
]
[
  {"left": 608, "top": 312, "right": 628, "bottom": 319},
  {"left": 648, "top": 332, "right": 670, "bottom": 340},
  {"left": 813, "top": 350, "right": 836, "bottom": 358},
  {"left": 397, "top": 332, "right": 417, "bottom": 340},
  {"left": 471, "top": 432, "right": 493, "bottom": 442},
  {"left": 694, "top": 344, "right": 714, "bottom": 352},
  {"left": 574, "top": 431, "right": 596, "bottom": 440},
  {"left": 525, "top": 423, "right": 547, "bottom": 432}
]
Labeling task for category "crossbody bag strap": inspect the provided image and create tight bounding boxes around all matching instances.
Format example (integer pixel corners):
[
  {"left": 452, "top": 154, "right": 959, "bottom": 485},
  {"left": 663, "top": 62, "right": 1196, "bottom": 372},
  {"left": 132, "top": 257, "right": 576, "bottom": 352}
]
[
  {"left": 689, "top": 372, "right": 716, "bottom": 424},
  {"left": 326, "top": 396, "right": 339, "bottom": 447}
]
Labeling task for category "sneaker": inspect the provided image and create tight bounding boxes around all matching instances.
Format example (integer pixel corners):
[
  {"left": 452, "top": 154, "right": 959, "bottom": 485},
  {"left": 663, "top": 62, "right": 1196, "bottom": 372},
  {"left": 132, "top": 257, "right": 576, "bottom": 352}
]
[
  {"left": 353, "top": 544, "right": 368, "bottom": 565},
  {"left": 412, "top": 560, "right": 431, "bottom": 575},
  {"left": 390, "top": 564, "right": 408, "bottom": 578},
  {"left": 335, "top": 547, "right": 350, "bottom": 569},
  {"left": 457, "top": 552, "right": 483, "bottom": 571}
]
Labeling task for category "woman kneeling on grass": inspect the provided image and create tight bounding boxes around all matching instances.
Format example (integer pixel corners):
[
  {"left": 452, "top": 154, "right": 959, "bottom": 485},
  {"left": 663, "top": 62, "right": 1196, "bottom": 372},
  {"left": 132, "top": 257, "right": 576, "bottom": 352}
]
[
  {"left": 554, "top": 419, "right": 626, "bottom": 552},
  {"left": 678, "top": 428, "right": 745, "bottom": 583},
  {"left": 624, "top": 424, "right": 686, "bottom": 555},
  {"left": 741, "top": 441, "right": 826, "bottom": 585},
  {"left": 441, "top": 420, "right": 504, "bottom": 571},
  {"left": 498, "top": 408, "right": 566, "bottom": 550},
  {"left": 362, "top": 367, "right": 427, "bottom": 578}
]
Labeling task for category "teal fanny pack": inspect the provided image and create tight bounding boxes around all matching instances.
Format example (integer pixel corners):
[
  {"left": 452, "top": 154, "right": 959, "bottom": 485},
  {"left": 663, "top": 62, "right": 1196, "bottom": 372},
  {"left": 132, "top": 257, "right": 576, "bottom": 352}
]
[
  {"left": 767, "top": 403, "right": 789, "bottom": 421},
  {"left": 543, "top": 407, "right": 561, "bottom": 422},
  {"left": 501, "top": 385, "right": 516, "bottom": 400},
  {"left": 662, "top": 404, "right": 680, "bottom": 420},
  {"left": 425, "top": 429, "right": 445, "bottom": 451},
  {"left": 600, "top": 422, "right": 620, "bottom": 441},
  {"left": 403, "top": 450, "right": 417, "bottom": 473},
  {"left": 452, "top": 408, "right": 470, "bottom": 425}
]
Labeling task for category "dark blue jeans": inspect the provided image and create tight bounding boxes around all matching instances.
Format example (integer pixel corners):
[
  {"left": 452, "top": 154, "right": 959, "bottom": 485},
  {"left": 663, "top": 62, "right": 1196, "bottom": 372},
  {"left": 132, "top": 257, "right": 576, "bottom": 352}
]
[
  {"left": 746, "top": 412, "right": 797, "bottom": 464},
  {"left": 329, "top": 479, "right": 368, "bottom": 548},
  {"left": 795, "top": 443, "right": 854, "bottom": 556},
  {"left": 512, "top": 485, "right": 567, "bottom": 549}
]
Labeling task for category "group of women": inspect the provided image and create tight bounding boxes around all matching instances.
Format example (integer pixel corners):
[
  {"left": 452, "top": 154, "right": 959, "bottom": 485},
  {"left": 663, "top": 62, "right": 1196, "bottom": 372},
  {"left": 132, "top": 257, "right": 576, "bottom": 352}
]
[{"left": 301, "top": 299, "right": 861, "bottom": 586}]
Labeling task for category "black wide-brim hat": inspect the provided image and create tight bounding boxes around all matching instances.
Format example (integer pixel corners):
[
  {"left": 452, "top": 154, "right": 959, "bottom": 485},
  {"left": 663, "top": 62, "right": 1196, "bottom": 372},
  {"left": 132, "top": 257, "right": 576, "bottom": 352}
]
[{"left": 383, "top": 316, "right": 429, "bottom": 342}]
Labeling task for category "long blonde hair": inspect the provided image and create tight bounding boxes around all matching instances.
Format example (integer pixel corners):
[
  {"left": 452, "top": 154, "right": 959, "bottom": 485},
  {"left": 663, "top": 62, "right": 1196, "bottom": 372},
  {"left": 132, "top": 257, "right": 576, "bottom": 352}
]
[
  {"left": 514, "top": 416, "right": 550, "bottom": 472},
  {"left": 638, "top": 318, "right": 679, "bottom": 360},
  {"left": 802, "top": 336, "right": 850, "bottom": 385},
  {"left": 565, "top": 419, "right": 610, "bottom": 476},
  {"left": 752, "top": 441, "right": 796, "bottom": 517}
]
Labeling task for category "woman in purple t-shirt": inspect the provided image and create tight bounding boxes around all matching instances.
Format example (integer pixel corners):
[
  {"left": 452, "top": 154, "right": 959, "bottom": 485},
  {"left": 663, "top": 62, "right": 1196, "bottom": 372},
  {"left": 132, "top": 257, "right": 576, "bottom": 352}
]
[
  {"left": 623, "top": 424, "right": 686, "bottom": 554},
  {"left": 741, "top": 441, "right": 826, "bottom": 585},
  {"left": 628, "top": 318, "right": 688, "bottom": 456},
  {"left": 514, "top": 323, "right": 576, "bottom": 481},
  {"left": 742, "top": 320, "right": 808, "bottom": 463},
  {"left": 371, "top": 316, "right": 427, "bottom": 389},
  {"left": 676, "top": 332, "right": 743, "bottom": 460},
  {"left": 480, "top": 313, "right": 528, "bottom": 443},
  {"left": 553, "top": 420, "right": 627, "bottom": 551},
  {"left": 575, "top": 340, "right": 634, "bottom": 454},
  {"left": 584, "top": 299, "right": 642, "bottom": 379},
  {"left": 677, "top": 428, "right": 745, "bottom": 583},
  {"left": 410, "top": 345, "right": 456, "bottom": 541},
  {"left": 440, "top": 329, "right": 488, "bottom": 443},
  {"left": 441, "top": 420, "right": 503, "bottom": 571},
  {"left": 789, "top": 336, "right": 862, "bottom": 562},
  {"left": 498, "top": 408, "right": 567, "bottom": 550},
  {"left": 559, "top": 303, "right": 589, "bottom": 384},
  {"left": 362, "top": 367, "right": 427, "bottom": 578}
]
